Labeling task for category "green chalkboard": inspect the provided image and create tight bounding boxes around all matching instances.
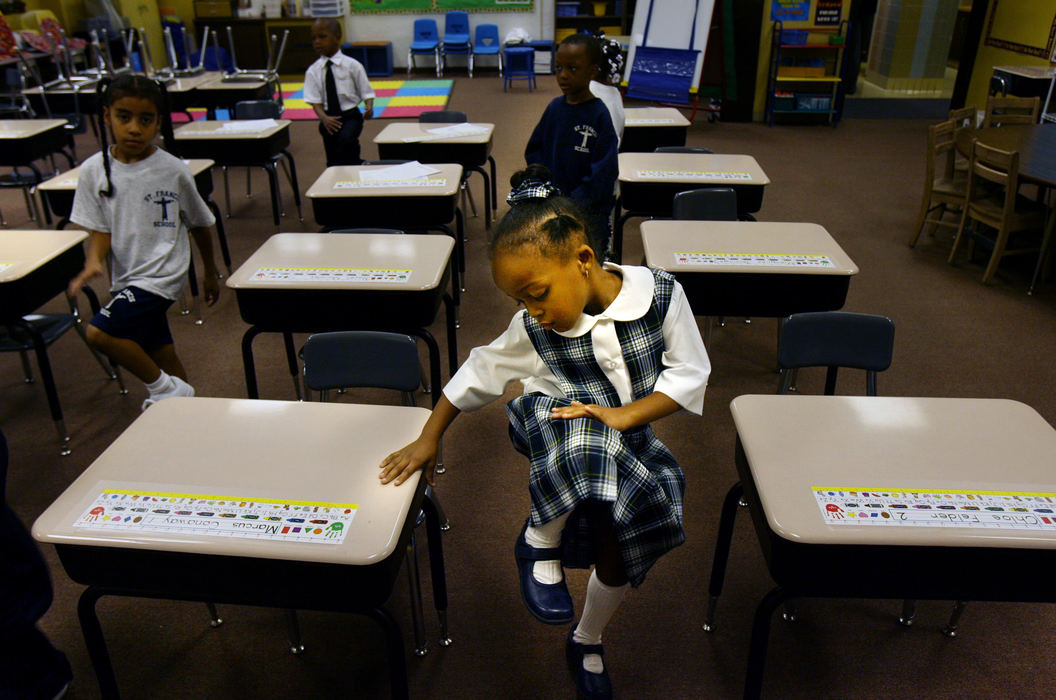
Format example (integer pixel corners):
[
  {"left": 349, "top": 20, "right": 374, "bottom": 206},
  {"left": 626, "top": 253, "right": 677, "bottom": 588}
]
[{"left": 350, "top": 0, "right": 533, "bottom": 13}]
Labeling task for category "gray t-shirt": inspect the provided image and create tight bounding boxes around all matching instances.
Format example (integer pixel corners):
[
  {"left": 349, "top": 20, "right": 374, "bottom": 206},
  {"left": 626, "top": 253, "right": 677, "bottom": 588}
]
[{"left": 70, "top": 148, "right": 215, "bottom": 301}]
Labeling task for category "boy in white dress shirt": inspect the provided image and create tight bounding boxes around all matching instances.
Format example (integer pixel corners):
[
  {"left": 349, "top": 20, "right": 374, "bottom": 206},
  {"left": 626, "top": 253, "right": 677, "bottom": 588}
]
[{"left": 304, "top": 18, "right": 375, "bottom": 166}]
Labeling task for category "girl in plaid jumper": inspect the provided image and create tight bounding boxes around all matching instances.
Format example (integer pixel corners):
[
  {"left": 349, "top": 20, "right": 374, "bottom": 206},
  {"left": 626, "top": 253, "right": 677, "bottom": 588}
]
[{"left": 380, "top": 169, "right": 710, "bottom": 700}]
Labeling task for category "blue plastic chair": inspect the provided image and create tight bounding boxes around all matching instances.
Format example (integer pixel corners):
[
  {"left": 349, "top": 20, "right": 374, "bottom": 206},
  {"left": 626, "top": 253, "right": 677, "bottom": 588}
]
[
  {"left": 442, "top": 11, "right": 472, "bottom": 77},
  {"left": 408, "top": 18, "right": 442, "bottom": 77},
  {"left": 190, "top": 45, "right": 234, "bottom": 73},
  {"left": 502, "top": 46, "right": 535, "bottom": 92},
  {"left": 473, "top": 24, "right": 502, "bottom": 75}
]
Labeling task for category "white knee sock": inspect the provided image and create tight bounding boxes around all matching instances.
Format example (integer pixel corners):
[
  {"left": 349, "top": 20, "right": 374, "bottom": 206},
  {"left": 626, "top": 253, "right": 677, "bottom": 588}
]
[
  {"left": 523, "top": 511, "right": 570, "bottom": 585},
  {"left": 573, "top": 570, "right": 629, "bottom": 673}
]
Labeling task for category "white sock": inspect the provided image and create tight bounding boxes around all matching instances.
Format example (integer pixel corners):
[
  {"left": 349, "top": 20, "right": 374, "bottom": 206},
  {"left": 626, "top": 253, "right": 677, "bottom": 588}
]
[
  {"left": 145, "top": 370, "right": 172, "bottom": 395},
  {"left": 524, "top": 511, "right": 570, "bottom": 585},
  {"left": 142, "top": 372, "right": 195, "bottom": 410},
  {"left": 573, "top": 570, "right": 629, "bottom": 674}
]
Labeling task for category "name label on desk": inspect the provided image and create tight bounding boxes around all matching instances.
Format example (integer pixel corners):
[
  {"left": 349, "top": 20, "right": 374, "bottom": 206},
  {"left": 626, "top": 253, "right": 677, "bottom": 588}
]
[
  {"left": 626, "top": 118, "right": 679, "bottom": 125},
  {"left": 74, "top": 489, "right": 358, "bottom": 544},
  {"left": 636, "top": 170, "right": 752, "bottom": 181},
  {"left": 332, "top": 178, "right": 447, "bottom": 189},
  {"left": 675, "top": 252, "right": 835, "bottom": 267},
  {"left": 813, "top": 487, "right": 1056, "bottom": 530},
  {"left": 252, "top": 266, "right": 412, "bottom": 283}
]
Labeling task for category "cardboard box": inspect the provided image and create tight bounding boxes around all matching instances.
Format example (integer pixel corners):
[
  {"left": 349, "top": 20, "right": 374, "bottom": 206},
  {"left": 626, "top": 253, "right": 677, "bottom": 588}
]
[{"left": 195, "top": 0, "right": 233, "bottom": 18}]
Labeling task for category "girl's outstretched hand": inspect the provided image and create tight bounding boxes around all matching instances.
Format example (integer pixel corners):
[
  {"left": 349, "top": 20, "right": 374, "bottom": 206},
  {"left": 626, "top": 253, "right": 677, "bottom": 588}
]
[
  {"left": 551, "top": 401, "right": 631, "bottom": 432},
  {"left": 379, "top": 437, "right": 437, "bottom": 486}
]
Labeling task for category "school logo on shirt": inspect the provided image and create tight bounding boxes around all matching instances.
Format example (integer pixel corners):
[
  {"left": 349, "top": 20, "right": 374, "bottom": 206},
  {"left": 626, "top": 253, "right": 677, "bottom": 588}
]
[
  {"left": 144, "top": 191, "right": 179, "bottom": 228},
  {"left": 573, "top": 124, "right": 598, "bottom": 153}
]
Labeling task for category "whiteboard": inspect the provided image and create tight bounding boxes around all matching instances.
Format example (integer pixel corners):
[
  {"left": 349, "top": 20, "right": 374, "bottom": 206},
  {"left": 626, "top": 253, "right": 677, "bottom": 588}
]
[{"left": 624, "top": 0, "right": 716, "bottom": 90}]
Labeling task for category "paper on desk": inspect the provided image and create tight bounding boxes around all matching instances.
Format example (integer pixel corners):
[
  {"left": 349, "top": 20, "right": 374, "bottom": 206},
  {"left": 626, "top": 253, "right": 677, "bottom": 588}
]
[
  {"left": 402, "top": 122, "right": 489, "bottom": 142},
  {"left": 359, "top": 160, "right": 439, "bottom": 181},
  {"left": 217, "top": 118, "right": 278, "bottom": 133}
]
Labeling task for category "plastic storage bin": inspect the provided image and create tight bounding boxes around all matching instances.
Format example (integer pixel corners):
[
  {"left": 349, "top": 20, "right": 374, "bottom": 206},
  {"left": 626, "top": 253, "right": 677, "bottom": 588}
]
[
  {"left": 556, "top": 1, "right": 580, "bottom": 16},
  {"left": 795, "top": 93, "right": 832, "bottom": 111},
  {"left": 773, "top": 92, "right": 795, "bottom": 110},
  {"left": 781, "top": 29, "right": 808, "bottom": 45}
]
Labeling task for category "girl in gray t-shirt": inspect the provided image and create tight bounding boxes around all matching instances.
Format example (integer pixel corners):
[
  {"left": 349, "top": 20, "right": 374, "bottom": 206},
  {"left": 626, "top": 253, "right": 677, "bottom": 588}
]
[{"left": 68, "top": 75, "right": 219, "bottom": 410}]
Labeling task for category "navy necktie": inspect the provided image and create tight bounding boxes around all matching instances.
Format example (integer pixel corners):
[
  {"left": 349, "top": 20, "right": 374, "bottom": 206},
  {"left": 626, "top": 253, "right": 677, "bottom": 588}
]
[{"left": 325, "top": 60, "right": 341, "bottom": 116}]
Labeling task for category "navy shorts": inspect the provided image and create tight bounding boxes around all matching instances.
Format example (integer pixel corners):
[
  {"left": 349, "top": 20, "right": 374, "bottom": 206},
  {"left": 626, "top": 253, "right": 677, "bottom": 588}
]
[{"left": 89, "top": 286, "right": 175, "bottom": 351}]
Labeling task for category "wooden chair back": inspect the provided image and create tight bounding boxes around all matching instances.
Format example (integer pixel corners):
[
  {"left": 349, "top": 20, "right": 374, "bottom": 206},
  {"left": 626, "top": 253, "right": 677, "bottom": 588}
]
[
  {"left": 983, "top": 95, "right": 1041, "bottom": 127},
  {"left": 948, "top": 105, "right": 977, "bottom": 129}
]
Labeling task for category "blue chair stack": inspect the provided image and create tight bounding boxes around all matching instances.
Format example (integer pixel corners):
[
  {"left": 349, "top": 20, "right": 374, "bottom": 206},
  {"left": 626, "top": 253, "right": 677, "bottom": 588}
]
[
  {"left": 472, "top": 24, "right": 502, "bottom": 75},
  {"left": 502, "top": 46, "right": 536, "bottom": 92},
  {"left": 442, "top": 11, "right": 472, "bottom": 77},
  {"left": 408, "top": 18, "right": 442, "bottom": 77}
]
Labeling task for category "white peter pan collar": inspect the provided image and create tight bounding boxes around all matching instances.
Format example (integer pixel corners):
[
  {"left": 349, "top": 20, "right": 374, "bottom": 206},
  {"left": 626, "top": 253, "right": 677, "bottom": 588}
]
[{"left": 555, "top": 263, "right": 655, "bottom": 338}]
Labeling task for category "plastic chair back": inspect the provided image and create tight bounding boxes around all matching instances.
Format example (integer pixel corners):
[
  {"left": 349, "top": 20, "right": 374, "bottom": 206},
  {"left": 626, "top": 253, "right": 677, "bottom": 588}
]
[
  {"left": 777, "top": 312, "right": 895, "bottom": 396},
  {"left": 234, "top": 100, "right": 282, "bottom": 119},
  {"left": 474, "top": 24, "right": 500, "bottom": 54},
  {"left": 191, "top": 45, "right": 234, "bottom": 73},
  {"left": 625, "top": 46, "right": 700, "bottom": 105},
  {"left": 419, "top": 110, "right": 467, "bottom": 123},
  {"left": 412, "top": 18, "right": 439, "bottom": 48},
  {"left": 444, "top": 11, "right": 470, "bottom": 45},
  {"left": 302, "top": 331, "right": 421, "bottom": 397},
  {"left": 672, "top": 188, "right": 737, "bottom": 221}
]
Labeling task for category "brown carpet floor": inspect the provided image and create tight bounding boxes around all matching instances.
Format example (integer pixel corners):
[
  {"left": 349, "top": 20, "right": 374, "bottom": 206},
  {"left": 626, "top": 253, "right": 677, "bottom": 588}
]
[{"left": 4, "top": 75, "right": 1056, "bottom": 699}]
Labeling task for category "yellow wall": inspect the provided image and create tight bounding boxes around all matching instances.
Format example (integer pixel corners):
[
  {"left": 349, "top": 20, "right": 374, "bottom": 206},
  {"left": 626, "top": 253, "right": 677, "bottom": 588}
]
[
  {"left": 965, "top": 0, "right": 1056, "bottom": 110},
  {"left": 754, "top": 0, "right": 856, "bottom": 121}
]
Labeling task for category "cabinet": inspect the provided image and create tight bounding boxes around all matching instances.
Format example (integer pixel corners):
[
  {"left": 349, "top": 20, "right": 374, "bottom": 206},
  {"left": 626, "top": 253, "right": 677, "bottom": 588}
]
[
  {"left": 554, "top": 0, "right": 636, "bottom": 43},
  {"left": 765, "top": 20, "right": 847, "bottom": 126},
  {"left": 340, "top": 41, "right": 393, "bottom": 77},
  {"left": 193, "top": 17, "right": 315, "bottom": 76}
]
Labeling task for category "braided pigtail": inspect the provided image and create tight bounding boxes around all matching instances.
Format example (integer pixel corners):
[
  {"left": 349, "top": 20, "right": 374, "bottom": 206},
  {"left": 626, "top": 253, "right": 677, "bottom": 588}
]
[
  {"left": 491, "top": 165, "right": 597, "bottom": 260},
  {"left": 96, "top": 77, "right": 115, "bottom": 198},
  {"left": 154, "top": 78, "right": 176, "bottom": 153}
]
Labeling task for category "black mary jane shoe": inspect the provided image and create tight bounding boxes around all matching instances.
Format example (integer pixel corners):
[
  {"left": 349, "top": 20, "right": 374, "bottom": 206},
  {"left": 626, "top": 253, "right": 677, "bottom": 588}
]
[
  {"left": 565, "top": 627, "right": 613, "bottom": 700},
  {"left": 514, "top": 520, "right": 574, "bottom": 624}
]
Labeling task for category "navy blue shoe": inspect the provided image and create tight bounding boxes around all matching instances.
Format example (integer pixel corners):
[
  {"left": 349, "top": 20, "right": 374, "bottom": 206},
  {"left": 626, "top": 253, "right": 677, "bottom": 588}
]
[
  {"left": 566, "top": 627, "right": 613, "bottom": 700},
  {"left": 514, "top": 520, "right": 574, "bottom": 624}
]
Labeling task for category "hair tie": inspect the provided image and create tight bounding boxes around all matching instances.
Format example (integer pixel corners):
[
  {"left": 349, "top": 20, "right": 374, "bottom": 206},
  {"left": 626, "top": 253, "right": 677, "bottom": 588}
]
[{"left": 507, "top": 179, "right": 561, "bottom": 205}]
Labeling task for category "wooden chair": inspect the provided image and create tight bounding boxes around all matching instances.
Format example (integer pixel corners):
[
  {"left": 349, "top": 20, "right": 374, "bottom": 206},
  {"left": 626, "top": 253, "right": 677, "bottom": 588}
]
[
  {"left": 909, "top": 120, "right": 968, "bottom": 247},
  {"left": 947, "top": 104, "right": 977, "bottom": 171},
  {"left": 948, "top": 141, "right": 1047, "bottom": 285},
  {"left": 982, "top": 95, "right": 1040, "bottom": 128}
]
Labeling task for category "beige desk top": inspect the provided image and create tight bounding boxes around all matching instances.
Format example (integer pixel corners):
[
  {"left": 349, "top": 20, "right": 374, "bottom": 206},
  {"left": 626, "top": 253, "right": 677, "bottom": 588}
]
[
  {"left": 618, "top": 152, "right": 770, "bottom": 185},
  {"left": 38, "top": 158, "right": 215, "bottom": 192},
  {"left": 373, "top": 122, "right": 495, "bottom": 145},
  {"left": 22, "top": 81, "right": 99, "bottom": 97},
  {"left": 993, "top": 65, "right": 1056, "bottom": 80},
  {"left": 0, "top": 119, "right": 68, "bottom": 139},
  {"left": 731, "top": 395, "right": 1056, "bottom": 549},
  {"left": 165, "top": 72, "right": 225, "bottom": 93},
  {"left": 0, "top": 229, "right": 87, "bottom": 283},
  {"left": 196, "top": 73, "right": 272, "bottom": 91},
  {"left": 174, "top": 119, "right": 290, "bottom": 140},
  {"left": 306, "top": 164, "right": 463, "bottom": 199},
  {"left": 226, "top": 232, "right": 454, "bottom": 291},
  {"left": 641, "top": 220, "right": 858, "bottom": 276},
  {"left": 624, "top": 107, "right": 691, "bottom": 127},
  {"left": 32, "top": 397, "right": 430, "bottom": 565}
]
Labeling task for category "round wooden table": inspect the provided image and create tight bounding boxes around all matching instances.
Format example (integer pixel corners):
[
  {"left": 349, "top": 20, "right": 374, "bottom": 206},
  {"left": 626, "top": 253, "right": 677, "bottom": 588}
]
[{"left": 958, "top": 124, "right": 1056, "bottom": 292}]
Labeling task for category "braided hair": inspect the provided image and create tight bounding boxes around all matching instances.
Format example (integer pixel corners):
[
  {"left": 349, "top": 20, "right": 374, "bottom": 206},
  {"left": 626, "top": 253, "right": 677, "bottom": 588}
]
[
  {"left": 96, "top": 74, "right": 175, "bottom": 198},
  {"left": 594, "top": 32, "right": 625, "bottom": 86},
  {"left": 492, "top": 165, "right": 599, "bottom": 261}
]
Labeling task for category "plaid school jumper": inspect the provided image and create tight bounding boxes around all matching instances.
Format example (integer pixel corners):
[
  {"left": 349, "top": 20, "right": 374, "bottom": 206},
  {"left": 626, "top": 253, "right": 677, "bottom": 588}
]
[{"left": 506, "top": 268, "right": 684, "bottom": 588}]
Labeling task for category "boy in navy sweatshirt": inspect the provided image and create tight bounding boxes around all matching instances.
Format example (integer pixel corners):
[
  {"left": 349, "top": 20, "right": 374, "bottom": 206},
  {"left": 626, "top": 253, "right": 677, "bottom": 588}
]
[{"left": 525, "top": 33, "right": 619, "bottom": 256}]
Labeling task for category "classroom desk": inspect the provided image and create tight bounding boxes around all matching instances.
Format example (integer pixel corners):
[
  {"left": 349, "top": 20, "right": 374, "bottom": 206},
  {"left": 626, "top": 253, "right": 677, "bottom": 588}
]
[
  {"left": 163, "top": 71, "right": 228, "bottom": 114},
  {"left": 707, "top": 394, "right": 1056, "bottom": 698},
  {"left": 640, "top": 220, "right": 858, "bottom": 318},
  {"left": 620, "top": 107, "right": 691, "bottom": 153},
  {"left": 305, "top": 163, "right": 466, "bottom": 292},
  {"left": 991, "top": 65, "right": 1056, "bottom": 98},
  {"left": 172, "top": 119, "right": 300, "bottom": 226},
  {"left": 0, "top": 229, "right": 104, "bottom": 454},
  {"left": 22, "top": 81, "right": 100, "bottom": 127},
  {"left": 373, "top": 122, "right": 497, "bottom": 227},
  {"left": 959, "top": 124, "right": 1056, "bottom": 293},
  {"left": 32, "top": 396, "right": 448, "bottom": 700},
  {"left": 0, "top": 119, "right": 70, "bottom": 167},
  {"left": 615, "top": 152, "right": 771, "bottom": 261},
  {"left": 226, "top": 233, "right": 457, "bottom": 404},
  {"left": 192, "top": 72, "right": 276, "bottom": 119}
]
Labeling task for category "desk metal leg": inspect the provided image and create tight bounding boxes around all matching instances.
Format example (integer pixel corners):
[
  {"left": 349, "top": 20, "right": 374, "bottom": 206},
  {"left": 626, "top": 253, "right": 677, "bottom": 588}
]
[
  {"left": 77, "top": 587, "right": 121, "bottom": 700},
  {"left": 704, "top": 480, "right": 743, "bottom": 632},
  {"left": 241, "top": 326, "right": 267, "bottom": 399},
  {"left": 455, "top": 209, "right": 466, "bottom": 289},
  {"left": 17, "top": 319, "right": 70, "bottom": 455},
  {"left": 206, "top": 199, "right": 233, "bottom": 275},
  {"left": 1029, "top": 206, "right": 1056, "bottom": 295},
  {"left": 942, "top": 600, "right": 969, "bottom": 638},
  {"left": 744, "top": 587, "right": 787, "bottom": 700},
  {"left": 280, "top": 150, "right": 303, "bottom": 222},
  {"left": 282, "top": 331, "right": 302, "bottom": 400},
  {"left": 185, "top": 257, "right": 204, "bottom": 325},
  {"left": 469, "top": 166, "right": 491, "bottom": 228},
  {"left": 442, "top": 293, "right": 458, "bottom": 379},
  {"left": 405, "top": 531, "right": 428, "bottom": 657},
  {"left": 408, "top": 329, "right": 441, "bottom": 407},
  {"left": 422, "top": 489, "right": 451, "bottom": 646},
  {"left": 286, "top": 609, "right": 305, "bottom": 654},
  {"left": 488, "top": 155, "right": 497, "bottom": 212},
  {"left": 364, "top": 607, "right": 410, "bottom": 700},
  {"left": 264, "top": 163, "right": 282, "bottom": 225}
]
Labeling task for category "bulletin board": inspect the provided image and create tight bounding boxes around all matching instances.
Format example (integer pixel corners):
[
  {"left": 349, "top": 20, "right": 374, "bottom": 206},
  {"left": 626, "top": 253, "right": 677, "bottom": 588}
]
[
  {"left": 983, "top": 0, "right": 1056, "bottom": 59},
  {"left": 349, "top": 0, "right": 533, "bottom": 13}
]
